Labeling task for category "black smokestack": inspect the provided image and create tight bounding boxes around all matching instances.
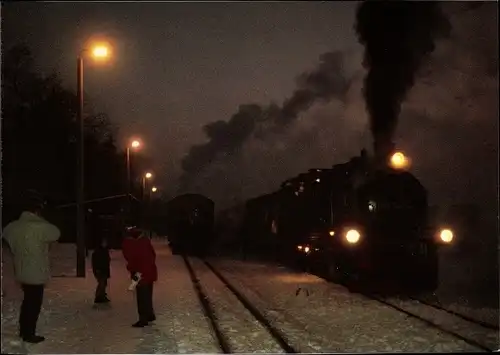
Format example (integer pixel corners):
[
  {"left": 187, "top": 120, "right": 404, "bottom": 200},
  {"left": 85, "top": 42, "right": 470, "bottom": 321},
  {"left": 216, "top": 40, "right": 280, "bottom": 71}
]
[{"left": 355, "top": 1, "right": 450, "bottom": 162}]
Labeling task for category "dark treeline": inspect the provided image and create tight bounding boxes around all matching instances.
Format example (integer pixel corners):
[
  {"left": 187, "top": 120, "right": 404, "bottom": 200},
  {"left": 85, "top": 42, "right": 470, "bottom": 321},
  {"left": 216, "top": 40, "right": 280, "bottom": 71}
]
[{"left": 1, "top": 44, "right": 159, "bottom": 242}]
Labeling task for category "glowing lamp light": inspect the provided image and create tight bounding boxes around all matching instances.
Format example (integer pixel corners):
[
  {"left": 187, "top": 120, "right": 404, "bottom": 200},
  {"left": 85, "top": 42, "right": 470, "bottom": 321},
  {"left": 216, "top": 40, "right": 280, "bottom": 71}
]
[
  {"left": 329, "top": 230, "right": 335, "bottom": 237},
  {"left": 92, "top": 45, "right": 109, "bottom": 59},
  {"left": 145, "top": 172, "right": 153, "bottom": 179},
  {"left": 151, "top": 187, "right": 158, "bottom": 192},
  {"left": 390, "top": 152, "right": 409, "bottom": 170},
  {"left": 439, "top": 229, "right": 454, "bottom": 243},
  {"left": 345, "top": 229, "right": 361, "bottom": 244},
  {"left": 130, "top": 140, "right": 141, "bottom": 149}
]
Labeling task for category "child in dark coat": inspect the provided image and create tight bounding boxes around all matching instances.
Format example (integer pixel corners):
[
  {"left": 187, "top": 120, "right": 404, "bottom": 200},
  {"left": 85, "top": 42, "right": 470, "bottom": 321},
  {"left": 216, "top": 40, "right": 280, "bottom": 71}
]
[{"left": 92, "top": 238, "right": 111, "bottom": 304}]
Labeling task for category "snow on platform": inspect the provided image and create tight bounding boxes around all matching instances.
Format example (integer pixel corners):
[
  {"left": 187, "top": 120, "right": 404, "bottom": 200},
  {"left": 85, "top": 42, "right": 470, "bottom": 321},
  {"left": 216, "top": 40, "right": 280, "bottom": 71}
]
[
  {"left": 2, "top": 240, "right": 498, "bottom": 353},
  {"left": 1, "top": 240, "right": 216, "bottom": 354}
]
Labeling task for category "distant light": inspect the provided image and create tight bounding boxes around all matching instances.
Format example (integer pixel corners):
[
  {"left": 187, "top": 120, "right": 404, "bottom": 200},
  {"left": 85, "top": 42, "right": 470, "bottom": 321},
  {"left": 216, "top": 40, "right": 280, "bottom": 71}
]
[
  {"left": 345, "top": 229, "right": 361, "bottom": 244},
  {"left": 92, "top": 45, "right": 109, "bottom": 59},
  {"left": 315, "top": 178, "right": 320, "bottom": 182},
  {"left": 145, "top": 172, "right": 153, "bottom": 179},
  {"left": 439, "top": 229, "right": 454, "bottom": 243},
  {"left": 329, "top": 230, "right": 335, "bottom": 237},
  {"left": 151, "top": 187, "right": 158, "bottom": 192},
  {"left": 390, "top": 152, "right": 409, "bottom": 170},
  {"left": 130, "top": 140, "right": 141, "bottom": 149}
]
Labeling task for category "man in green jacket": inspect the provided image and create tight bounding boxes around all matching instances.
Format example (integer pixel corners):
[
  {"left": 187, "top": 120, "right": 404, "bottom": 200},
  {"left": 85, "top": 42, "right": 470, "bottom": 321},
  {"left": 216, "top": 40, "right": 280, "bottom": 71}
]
[{"left": 2, "top": 191, "right": 61, "bottom": 344}]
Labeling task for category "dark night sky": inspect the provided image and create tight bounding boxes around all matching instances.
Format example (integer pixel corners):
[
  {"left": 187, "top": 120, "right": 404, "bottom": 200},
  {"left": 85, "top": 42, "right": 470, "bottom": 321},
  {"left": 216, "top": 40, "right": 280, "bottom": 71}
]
[{"left": 2, "top": 2, "right": 498, "bottom": 219}]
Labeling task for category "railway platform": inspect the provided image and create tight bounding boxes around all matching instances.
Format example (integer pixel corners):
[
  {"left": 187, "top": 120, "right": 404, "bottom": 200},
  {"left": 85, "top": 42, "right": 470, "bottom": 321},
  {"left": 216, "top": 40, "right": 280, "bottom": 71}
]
[{"left": 2, "top": 240, "right": 498, "bottom": 353}]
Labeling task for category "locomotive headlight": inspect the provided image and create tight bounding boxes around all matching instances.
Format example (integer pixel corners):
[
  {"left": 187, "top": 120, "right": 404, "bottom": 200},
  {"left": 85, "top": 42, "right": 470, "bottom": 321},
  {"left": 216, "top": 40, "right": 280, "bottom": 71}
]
[
  {"left": 439, "top": 229, "right": 454, "bottom": 243},
  {"left": 389, "top": 151, "right": 411, "bottom": 170},
  {"left": 345, "top": 229, "right": 361, "bottom": 244}
]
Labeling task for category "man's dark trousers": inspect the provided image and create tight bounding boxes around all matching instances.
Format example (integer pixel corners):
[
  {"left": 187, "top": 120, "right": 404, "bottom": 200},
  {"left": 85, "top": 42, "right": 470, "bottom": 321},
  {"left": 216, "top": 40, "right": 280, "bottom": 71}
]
[
  {"left": 136, "top": 284, "right": 154, "bottom": 322},
  {"left": 19, "top": 284, "right": 44, "bottom": 338}
]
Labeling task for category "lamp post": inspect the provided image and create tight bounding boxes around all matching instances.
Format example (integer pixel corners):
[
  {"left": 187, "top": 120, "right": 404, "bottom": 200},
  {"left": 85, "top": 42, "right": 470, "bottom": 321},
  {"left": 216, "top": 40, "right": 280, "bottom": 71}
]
[
  {"left": 148, "top": 187, "right": 158, "bottom": 238},
  {"left": 142, "top": 172, "right": 153, "bottom": 231},
  {"left": 76, "top": 43, "right": 110, "bottom": 278},
  {"left": 126, "top": 139, "right": 141, "bottom": 222},
  {"left": 142, "top": 172, "right": 153, "bottom": 199}
]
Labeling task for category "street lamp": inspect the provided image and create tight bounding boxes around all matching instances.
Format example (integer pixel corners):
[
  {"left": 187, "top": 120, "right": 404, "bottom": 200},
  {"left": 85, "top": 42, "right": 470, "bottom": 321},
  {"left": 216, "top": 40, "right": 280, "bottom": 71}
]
[
  {"left": 151, "top": 187, "right": 158, "bottom": 193},
  {"left": 126, "top": 139, "right": 141, "bottom": 198},
  {"left": 76, "top": 42, "right": 111, "bottom": 278},
  {"left": 131, "top": 140, "right": 140, "bottom": 149},
  {"left": 92, "top": 45, "right": 109, "bottom": 59},
  {"left": 141, "top": 172, "right": 153, "bottom": 236},
  {"left": 142, "top": 172, "right": 153, "bottom": 197},
  {"left": 125, "top": 138, "right": 141, "bottom": 227}
]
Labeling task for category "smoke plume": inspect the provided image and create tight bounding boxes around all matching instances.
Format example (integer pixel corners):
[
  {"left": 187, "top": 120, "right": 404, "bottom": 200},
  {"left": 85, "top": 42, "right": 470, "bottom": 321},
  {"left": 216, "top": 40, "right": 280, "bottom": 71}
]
[
  {"left": 354, "top": 1, "right": 450, "bottom": 159},
  {"left": 277, "top": 51, "right": 349, "bottom": 126},
  {"left": 179, "top": 51, "right": 349, "bottom": 190}
]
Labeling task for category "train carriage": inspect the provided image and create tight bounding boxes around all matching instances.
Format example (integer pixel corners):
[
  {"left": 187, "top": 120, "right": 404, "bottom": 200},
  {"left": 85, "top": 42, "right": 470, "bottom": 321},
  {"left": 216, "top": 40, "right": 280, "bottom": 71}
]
[{"left": 166, "top": 194, "right": 215, "bottom": 256}]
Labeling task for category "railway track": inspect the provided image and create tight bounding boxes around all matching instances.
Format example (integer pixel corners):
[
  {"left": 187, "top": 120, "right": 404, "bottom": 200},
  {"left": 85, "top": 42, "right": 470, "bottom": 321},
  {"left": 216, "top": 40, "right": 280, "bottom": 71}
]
[
  {"left": 200, "top": 258, "right": 498, "bottom": 352},
  {"left": 182, "top": 256, "right": 298, "bottom": 353},
  {"left": 364, "top": 293, "right": 498, "bottom": 352},
  {"left": 313, "top": 266, "right": 498, "bottom": 352},
  {"left": 409, "top": 296, "right": 499, "bottom": 331}
]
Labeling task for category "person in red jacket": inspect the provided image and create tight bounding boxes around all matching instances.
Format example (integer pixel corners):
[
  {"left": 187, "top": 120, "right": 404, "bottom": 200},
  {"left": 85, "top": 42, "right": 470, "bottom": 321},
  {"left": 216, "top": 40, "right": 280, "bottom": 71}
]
[{"left": 122, "top": 227, "right": 158, "bottom": 327}]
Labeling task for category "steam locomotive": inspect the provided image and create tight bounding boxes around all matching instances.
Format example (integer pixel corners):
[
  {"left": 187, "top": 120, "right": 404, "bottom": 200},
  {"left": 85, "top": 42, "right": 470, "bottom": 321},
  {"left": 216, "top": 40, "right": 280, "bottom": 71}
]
[
  {"left": 218, "top": 150, "right": 454, "bottom": 294},
  {"left": 166, "top": 194, "right": 215, "bottom": 256}
]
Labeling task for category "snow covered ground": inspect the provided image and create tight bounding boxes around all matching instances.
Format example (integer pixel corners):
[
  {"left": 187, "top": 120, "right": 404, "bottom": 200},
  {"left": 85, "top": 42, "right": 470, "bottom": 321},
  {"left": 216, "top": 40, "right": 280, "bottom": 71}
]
[
  {"left": 187, "top": 258, "right": 287, "bottom": 353},
  {"left": 2, "top": 239, "right": 498, "bottom": 353},
  {"left": 209, "top": 258, "right": 499, "bottom": 352},
  {"left": 2, "top": 240, "right": 214, "bottom": 354}
]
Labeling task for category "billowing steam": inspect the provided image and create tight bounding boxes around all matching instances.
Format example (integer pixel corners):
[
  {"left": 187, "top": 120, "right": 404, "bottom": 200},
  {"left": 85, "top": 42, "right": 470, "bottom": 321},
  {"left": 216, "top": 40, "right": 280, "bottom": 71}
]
[
  {"left": 277, "top": 51, "right": 349, "bottom": 126},
  {"left": 180, "top": 51, "right": 349, "bottom": 189},
  {"left": 180, "top": 104, "right": 263, "bottom": 179},
  {"left": 354, "top": 1, "right": 450, "bottom": 160},
  {"left": 176, "top": 2, "right": 495, "bottom": 216}
]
